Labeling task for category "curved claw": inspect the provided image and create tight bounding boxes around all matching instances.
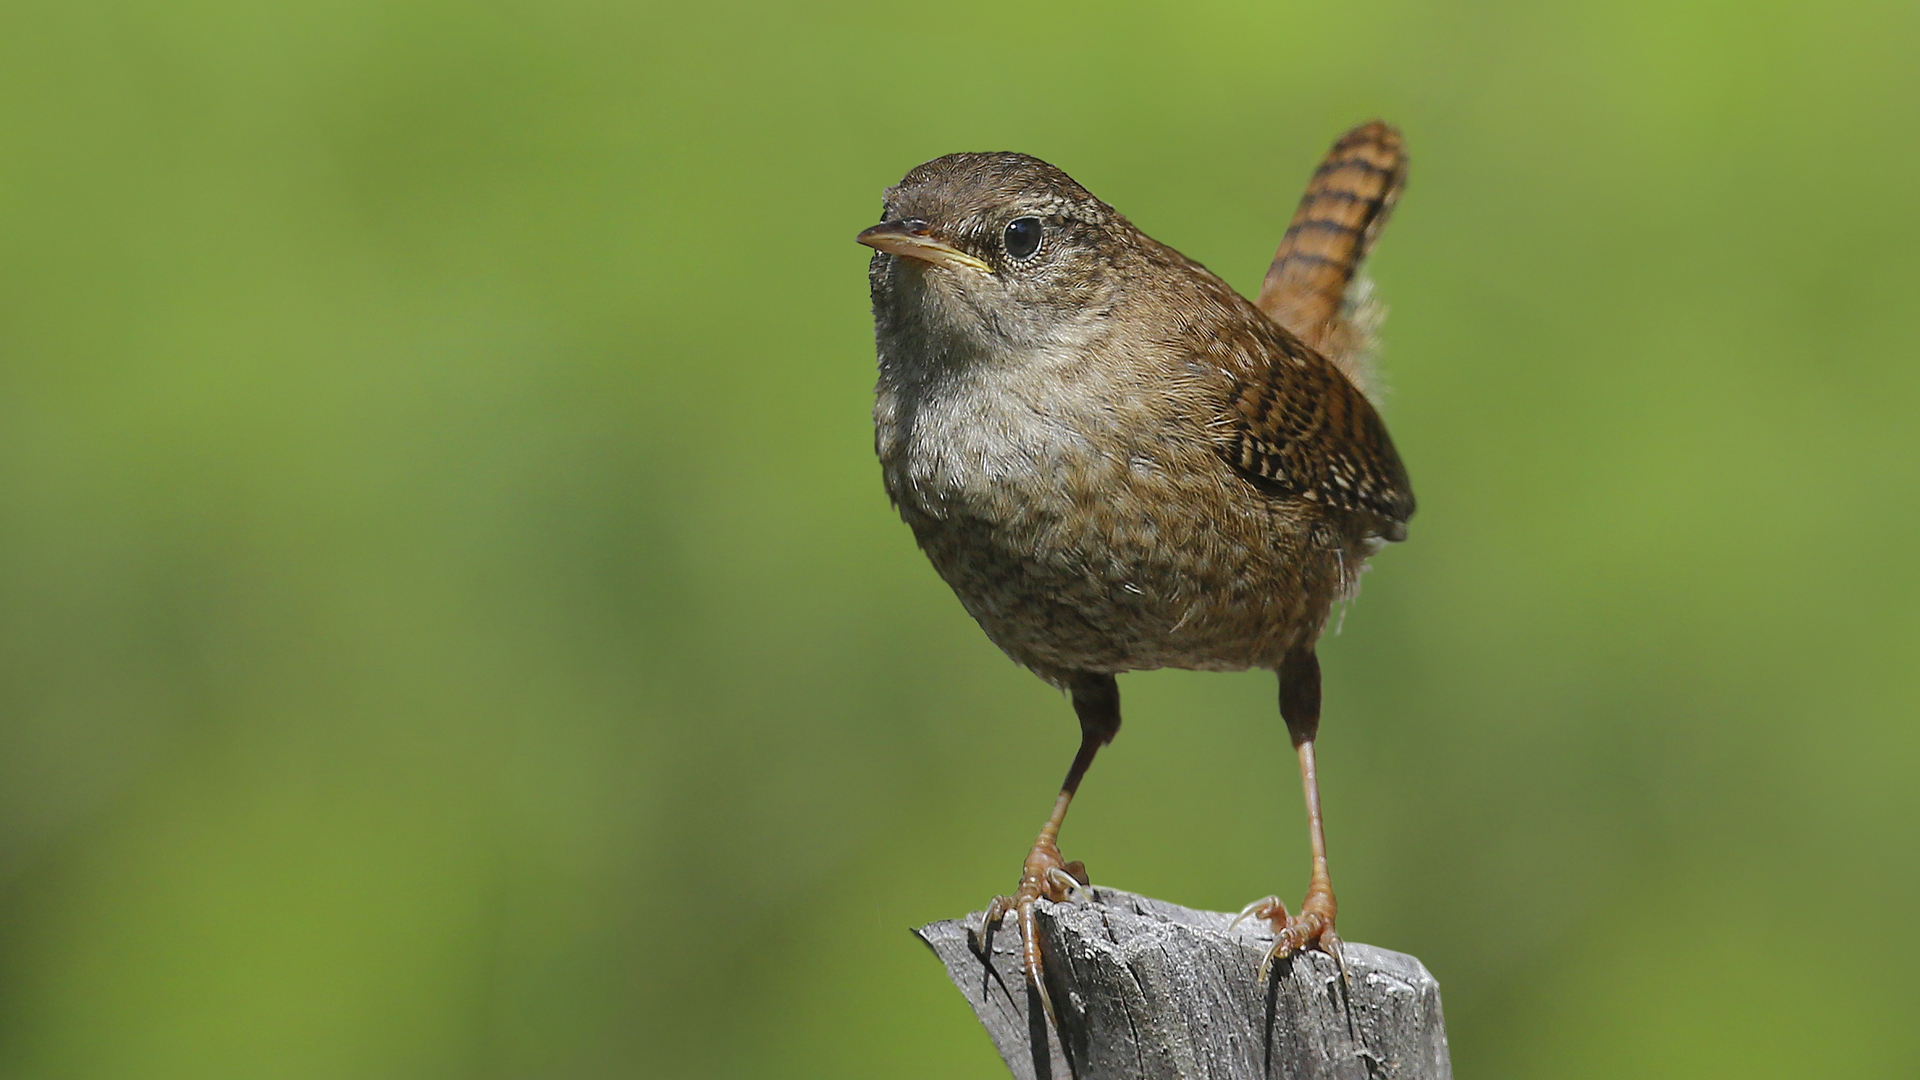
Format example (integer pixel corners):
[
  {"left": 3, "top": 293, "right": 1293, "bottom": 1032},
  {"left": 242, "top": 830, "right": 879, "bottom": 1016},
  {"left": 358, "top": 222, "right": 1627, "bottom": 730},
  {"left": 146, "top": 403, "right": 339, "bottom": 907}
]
[
  {"left": 971, "top": 895, "right": 1012, "bottom": 956},
  {"left": 1323, "top": 930, "right": 1351, "bottom": 986},
  {"left": 1046, "top": 866, "right": 1092, "bottom": 903},
  {"left": 1230, "top": 895, "right": 1284, "bottom": 932},
  {"left": 1257, "top": 942, "right": 1283, "bottom": 986}
]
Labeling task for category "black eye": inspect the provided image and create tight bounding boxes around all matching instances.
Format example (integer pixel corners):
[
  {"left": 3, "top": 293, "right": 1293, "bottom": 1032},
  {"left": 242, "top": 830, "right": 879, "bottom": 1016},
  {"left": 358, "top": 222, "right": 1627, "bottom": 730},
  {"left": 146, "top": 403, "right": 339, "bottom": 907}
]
[{"left": 1003, "top": 217, "right": 1043, "bottom": 260}]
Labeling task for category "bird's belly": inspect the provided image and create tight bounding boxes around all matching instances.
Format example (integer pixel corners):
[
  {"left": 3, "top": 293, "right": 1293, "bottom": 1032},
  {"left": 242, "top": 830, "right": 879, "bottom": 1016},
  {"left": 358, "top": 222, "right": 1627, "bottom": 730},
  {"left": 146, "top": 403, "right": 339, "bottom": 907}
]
[{"left": 884, "top": 421, "right": 1335, "bottom": 681}]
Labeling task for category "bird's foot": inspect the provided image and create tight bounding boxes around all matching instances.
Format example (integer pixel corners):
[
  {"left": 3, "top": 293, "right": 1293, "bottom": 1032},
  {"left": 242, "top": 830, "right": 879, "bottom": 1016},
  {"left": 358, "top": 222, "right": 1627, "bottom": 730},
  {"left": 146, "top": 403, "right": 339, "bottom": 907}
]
[
  {"left": 1230, "top": 884, "right": 1341, "bottom": 983},
  {"left": 972, "top": 836, "right": 1091, "bottom": 1025}
]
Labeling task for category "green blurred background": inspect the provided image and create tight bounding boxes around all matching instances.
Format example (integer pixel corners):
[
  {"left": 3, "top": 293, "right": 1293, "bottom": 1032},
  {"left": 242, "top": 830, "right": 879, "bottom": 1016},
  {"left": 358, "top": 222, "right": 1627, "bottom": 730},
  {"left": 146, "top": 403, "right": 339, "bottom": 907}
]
[{"left": 0, "top": 0, "right": 1915, "bottom": 1076}]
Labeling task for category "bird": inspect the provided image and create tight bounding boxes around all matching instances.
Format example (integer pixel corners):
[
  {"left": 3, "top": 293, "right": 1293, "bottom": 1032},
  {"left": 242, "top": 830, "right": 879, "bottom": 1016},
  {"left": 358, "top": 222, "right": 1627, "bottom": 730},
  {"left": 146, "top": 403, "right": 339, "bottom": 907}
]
[{"left": 857, "top": 122, "right": 1413, "bottom": 1009}]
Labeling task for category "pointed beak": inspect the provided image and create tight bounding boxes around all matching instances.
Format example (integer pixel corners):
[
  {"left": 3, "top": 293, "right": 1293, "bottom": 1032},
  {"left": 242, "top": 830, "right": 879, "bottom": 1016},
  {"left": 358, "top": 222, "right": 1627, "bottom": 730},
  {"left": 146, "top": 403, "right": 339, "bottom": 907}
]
[{"left": 856, "top": 220, "right": 993, "bottom": 274}]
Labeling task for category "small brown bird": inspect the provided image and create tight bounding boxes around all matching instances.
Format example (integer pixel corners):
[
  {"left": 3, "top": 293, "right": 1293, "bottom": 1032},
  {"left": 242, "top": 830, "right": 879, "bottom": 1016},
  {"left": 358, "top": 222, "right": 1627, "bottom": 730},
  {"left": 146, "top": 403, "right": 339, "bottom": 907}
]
[{"left": 858, "top": 123, "right": 1413, "bottom": 1004}]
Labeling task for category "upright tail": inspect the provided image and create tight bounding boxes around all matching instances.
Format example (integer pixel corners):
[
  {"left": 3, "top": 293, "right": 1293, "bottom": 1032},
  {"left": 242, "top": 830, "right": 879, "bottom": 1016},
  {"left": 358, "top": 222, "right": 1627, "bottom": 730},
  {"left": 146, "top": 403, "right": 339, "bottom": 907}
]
[{"left": 1255, "top": 121, "right": 1407, "bottom": 391}]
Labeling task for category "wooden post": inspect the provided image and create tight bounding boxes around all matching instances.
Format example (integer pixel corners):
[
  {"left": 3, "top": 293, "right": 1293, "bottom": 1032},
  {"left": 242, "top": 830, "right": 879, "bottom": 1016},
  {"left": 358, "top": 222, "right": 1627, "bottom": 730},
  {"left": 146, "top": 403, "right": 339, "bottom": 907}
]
[{"left": 915, "top": 887, "right": 1451, "bottom": 1080}]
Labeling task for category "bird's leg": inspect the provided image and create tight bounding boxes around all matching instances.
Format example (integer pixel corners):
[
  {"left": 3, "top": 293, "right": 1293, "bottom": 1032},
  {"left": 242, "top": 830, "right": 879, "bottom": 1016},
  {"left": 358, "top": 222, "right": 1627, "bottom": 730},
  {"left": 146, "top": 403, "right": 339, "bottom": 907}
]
[
  {"left": 977, "top": 672, "right": 1120, "bottom": 1022},
  {"left": 1233, "top": 646, "right": 1340, "bottom": 978}
]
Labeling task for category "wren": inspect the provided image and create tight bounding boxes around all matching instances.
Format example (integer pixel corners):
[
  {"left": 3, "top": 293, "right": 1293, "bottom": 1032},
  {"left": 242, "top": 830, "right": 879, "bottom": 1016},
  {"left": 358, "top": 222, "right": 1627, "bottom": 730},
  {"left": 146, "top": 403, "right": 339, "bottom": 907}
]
[{"left": 859, "top": 123, "right": 1414, "bottom": 1010}]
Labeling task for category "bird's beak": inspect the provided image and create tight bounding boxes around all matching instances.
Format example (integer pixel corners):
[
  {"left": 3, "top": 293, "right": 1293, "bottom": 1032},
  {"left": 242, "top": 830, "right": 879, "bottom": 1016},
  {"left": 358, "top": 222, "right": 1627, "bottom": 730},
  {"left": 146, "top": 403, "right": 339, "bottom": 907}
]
[{"left": 856, "top": 220, "right": 993, "bottom": 274}]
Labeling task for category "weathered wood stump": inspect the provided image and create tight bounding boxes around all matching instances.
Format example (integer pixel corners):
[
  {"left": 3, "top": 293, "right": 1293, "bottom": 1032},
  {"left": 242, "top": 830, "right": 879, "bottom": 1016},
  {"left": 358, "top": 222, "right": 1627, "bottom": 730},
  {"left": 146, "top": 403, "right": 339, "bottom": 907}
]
[{"left": 915, "top": 887, "right": 1451, "bottom": 1080}]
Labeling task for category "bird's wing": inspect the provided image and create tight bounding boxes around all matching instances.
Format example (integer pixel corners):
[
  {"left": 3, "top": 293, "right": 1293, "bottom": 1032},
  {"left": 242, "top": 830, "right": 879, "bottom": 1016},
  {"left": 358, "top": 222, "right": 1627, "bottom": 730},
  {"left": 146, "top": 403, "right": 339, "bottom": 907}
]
[{"left": 1207, "top": 318, "right": 1415, "bottom": 541}]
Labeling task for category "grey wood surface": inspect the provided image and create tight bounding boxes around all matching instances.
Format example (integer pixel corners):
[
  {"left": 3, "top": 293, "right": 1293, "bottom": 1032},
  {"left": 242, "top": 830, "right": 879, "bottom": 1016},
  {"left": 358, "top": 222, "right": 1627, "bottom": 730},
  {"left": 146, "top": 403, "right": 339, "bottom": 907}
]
[{"left": 914, "top": 887, "right": 1450, "bottom": 1080}]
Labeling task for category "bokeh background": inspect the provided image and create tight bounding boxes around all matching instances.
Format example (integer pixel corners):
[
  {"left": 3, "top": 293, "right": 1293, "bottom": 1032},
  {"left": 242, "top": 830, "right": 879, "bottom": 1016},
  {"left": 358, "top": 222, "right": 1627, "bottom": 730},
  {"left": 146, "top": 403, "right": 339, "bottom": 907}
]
[{"left": 1, "top": 0, "right": 1916, "bottom": 1076}]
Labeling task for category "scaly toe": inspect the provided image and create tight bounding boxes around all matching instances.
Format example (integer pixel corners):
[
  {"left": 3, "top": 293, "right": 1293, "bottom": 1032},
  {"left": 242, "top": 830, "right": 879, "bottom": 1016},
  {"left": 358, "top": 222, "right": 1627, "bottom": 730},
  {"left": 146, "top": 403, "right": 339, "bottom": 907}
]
[{"left": 1016, "top": 897, "right": 1059, "bottom": 1026}]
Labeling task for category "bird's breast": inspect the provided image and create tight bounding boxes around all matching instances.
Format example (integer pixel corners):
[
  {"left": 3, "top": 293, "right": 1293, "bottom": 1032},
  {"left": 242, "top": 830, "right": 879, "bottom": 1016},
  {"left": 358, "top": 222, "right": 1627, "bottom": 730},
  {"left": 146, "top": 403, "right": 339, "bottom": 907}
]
[{"left": 878, "top": 357, "right": 1161, "bottom": 526}]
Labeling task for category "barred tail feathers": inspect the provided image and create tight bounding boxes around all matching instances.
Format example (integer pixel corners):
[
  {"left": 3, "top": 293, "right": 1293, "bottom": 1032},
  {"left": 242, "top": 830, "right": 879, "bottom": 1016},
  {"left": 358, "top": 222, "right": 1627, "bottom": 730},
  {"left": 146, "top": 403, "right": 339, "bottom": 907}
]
[{"left": 1255, "top": 122, "right": 1407, "bottom": 391}]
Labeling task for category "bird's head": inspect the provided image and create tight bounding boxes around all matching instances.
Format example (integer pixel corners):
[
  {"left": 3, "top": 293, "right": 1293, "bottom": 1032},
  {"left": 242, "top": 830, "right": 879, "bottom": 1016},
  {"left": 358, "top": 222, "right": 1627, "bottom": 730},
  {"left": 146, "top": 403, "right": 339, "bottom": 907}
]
[{"left": 860, "top": 153, "right": 1134, "bottom": 362}]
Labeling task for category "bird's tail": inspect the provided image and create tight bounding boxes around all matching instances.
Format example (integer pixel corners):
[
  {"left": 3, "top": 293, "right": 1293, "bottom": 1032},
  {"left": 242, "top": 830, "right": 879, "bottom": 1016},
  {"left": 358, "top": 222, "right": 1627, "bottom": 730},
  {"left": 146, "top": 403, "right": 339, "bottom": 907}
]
[{"left": 1255, "top": 121, "right": 1407, "bottom": 393}]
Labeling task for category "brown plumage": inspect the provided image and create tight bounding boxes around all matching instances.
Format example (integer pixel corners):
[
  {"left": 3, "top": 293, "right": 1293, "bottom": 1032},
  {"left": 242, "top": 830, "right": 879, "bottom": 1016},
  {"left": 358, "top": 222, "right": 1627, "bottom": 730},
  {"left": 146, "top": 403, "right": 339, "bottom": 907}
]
[
  {"left": 1257, "top": 121, "right": 1408, "bottom": 386},
  {"left": 857, "top": 122, "right": 1414, "bottom": 1013}
]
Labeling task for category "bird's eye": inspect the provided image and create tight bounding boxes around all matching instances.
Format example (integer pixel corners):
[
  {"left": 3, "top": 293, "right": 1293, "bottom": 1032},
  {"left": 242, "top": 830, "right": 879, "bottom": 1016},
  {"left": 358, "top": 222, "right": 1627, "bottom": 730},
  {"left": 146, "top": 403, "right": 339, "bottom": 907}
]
[{"left": 1003, "top": 217, "right": 1044, "bottom": 260}]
